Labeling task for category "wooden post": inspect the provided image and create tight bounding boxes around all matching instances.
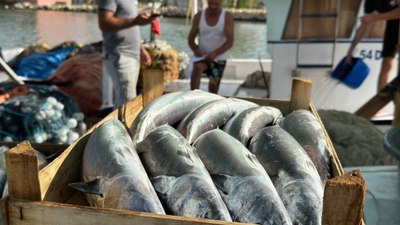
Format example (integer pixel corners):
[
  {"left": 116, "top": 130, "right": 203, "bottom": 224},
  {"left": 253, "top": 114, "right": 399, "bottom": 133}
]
[
  {"left": 142, "top": 70, "right": 165, "bottom": 107},
  {"left": 289, "top": 78, "right": 312, "bottom": 112},
  {"left": 355, "top": 76, "right": 400, "bottom": 119},
  {"left": 322, "top": 170, "right": 366, "bottom": 225},
  {"left": 5, "top": 141, "right": 41, "bottom": 201}
]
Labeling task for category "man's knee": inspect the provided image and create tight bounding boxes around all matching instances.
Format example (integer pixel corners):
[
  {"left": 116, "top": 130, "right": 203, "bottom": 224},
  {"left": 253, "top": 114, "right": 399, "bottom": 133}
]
[{"left": 193, "top": 62, "right": 207, "bottom": 74}]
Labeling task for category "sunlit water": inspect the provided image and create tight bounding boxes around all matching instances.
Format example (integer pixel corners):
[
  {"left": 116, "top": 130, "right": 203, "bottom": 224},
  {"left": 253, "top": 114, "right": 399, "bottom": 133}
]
[{"left": 0, "top": 9, "right": 269, "bottom": 59}]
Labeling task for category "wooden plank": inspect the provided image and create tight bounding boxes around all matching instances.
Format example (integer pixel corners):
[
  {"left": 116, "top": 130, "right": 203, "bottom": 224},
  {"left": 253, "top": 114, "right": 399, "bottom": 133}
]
[
  {"left": 309, "top": 103, "right": 344, "bottom": 177},
  {"left": 0, "top": 56, "right": 25, "bottom": 85},
  {"left": 355, "top": 76, "right": 400, "bottom": 118},
  {"left": 322, "top": 170, "right": 366, "bottom": 225},
  {"left": 5, "top": 142, "right": 41, "bottom": 201},
  {"left": 142, "top": 69, "right": 165, "bottom": 108},
  {"left": 0, "top": 197, "right": 9, "bottom": 225},
  {"left": 290, "top": 78, "right": 312, "bottom": 112},
  {"left": 7, "top": 199, "right": 250, "bottom": 225},
  {"left": 0, "top": 142, "right": 67, "bottom": 156}
]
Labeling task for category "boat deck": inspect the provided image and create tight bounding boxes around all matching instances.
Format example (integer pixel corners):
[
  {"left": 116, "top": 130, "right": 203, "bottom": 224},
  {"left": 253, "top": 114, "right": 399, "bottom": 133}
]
[{"left": 165, "top": 78, "right": 269, "bottom": 98}]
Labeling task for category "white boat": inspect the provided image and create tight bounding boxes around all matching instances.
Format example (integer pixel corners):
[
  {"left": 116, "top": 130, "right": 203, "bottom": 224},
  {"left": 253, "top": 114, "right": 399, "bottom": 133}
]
[
  {"left": 265, "top": 0, "right": 398, "bottom": 120},
  {"left": 165, "top": 0, "right": 398, "bottom": 122}
]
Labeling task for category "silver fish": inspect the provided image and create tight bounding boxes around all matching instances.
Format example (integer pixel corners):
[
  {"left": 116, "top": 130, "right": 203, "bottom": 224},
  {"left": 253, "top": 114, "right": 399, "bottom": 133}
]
[
  {"left": 177, "top": 98, "right": 258, "bottom": 144},
  {"left": 249, "top": 125, "right": 324, "bottom": 225},
  {"left": 223, "top": 106, "right": 283, "bottom": 147},
  {"left": 0, "top": 146, "right": 9, "bottom": 198},
  {"left": 137, "top": 124, "right": 232, "bottom": 221},
  {"left": 279, "top": 109, "right": 331, "bottom": 184},
  {"left": 193, "top": 129, "right": 292, "bottom": 225},
  {"left": 69, "top": 118, "right": 165, "bottom": 214},
  {"left": 130, "top": 90, "right": 225, "bottom": 145}
]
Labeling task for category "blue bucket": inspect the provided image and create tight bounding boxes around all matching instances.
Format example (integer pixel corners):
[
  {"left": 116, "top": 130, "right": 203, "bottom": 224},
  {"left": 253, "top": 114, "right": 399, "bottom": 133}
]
[{"left": 331, "top": 57, "right": 370, "bottom": 89}]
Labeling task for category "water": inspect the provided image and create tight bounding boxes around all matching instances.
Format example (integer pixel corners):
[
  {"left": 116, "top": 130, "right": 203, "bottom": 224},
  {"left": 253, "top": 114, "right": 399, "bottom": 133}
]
[{"left": 0, "top": 9, "right": 269, "bottom": 59}]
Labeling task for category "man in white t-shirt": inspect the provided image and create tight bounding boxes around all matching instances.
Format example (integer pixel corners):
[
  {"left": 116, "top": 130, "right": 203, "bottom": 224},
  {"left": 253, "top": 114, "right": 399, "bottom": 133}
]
[{"left": 188, "top": 0, "right": 234, "bottom": 94}]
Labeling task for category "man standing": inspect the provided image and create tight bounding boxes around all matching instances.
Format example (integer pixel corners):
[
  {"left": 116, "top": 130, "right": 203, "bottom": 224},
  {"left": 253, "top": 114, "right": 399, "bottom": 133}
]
[
  {"left": 188, "top": 0, "right": 234, "bottom": 94},
  {"left": 346, "top": 0, "right": 399, "bottom": 93},
  {"left": 98, "top": 0, "right": 157, "bottom": 108}
]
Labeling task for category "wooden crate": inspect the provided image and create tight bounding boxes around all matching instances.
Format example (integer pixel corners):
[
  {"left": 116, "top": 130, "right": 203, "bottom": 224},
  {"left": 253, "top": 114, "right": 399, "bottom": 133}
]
[{"left": 1, "top": 72, "right": 366, "bottom": 225}]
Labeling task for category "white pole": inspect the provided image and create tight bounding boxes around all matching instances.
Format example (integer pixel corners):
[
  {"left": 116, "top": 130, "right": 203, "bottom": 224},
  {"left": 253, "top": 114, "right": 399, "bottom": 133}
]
[{"left": 191, "top": 0, "right": 198, "bottom": 20}]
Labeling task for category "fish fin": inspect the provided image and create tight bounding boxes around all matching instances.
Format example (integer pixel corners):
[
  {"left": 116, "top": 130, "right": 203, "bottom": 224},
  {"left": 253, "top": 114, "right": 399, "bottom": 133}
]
[
  {"left": 68, "top": 178, "right": 103, "bottom": 197},
  {"left": 211, "top": 174, "right": 231, "bottom": 195},
  {"left": 151, "top": 175, "right": 177, "bottom": 196}
]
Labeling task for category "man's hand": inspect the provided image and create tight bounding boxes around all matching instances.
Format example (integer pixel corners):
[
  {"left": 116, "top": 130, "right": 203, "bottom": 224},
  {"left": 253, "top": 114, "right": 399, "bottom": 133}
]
[
  {"left": 140, "top": 46, "right": 152, "bottom": 66},
  {"left": 345, "top": 54, "right": 353, "bottom": 65},
  {"left": 361, "top": 14, "right": 376, "bottom": 25},
  {"left": 204, "top": 51, "right": 218, "bottom": 63},
  {"left": 194, "top": 48, "right": 204, "bottom": 57},
  {"left": 134, "top": 13, "right": 156, "bottom": 26}
]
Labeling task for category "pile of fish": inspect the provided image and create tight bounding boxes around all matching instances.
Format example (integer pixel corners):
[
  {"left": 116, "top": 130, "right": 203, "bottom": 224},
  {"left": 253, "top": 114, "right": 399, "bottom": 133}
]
[{"left": 70, "top": 90, "right": 332, "bottom": 225}]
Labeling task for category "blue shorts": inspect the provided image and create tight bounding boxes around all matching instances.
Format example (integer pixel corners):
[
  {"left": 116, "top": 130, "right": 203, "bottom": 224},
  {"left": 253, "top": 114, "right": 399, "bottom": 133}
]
[{"left": 205, "top": 60, "right": 226, "bottom": 85}]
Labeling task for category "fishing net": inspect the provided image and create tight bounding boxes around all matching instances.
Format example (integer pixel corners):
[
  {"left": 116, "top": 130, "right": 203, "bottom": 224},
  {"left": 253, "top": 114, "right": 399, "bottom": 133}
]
[
  {"left": 0, "top": 85, "right": 87, "bottom": 144},
  {"left": 48, "top": 52, "right": 103, "bottom": 117}
]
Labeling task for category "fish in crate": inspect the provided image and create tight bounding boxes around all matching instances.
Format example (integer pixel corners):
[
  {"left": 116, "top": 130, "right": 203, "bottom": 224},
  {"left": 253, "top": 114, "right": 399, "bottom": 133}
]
[{"left": 71, "top": 90, "right": 332, "bottom": 225}]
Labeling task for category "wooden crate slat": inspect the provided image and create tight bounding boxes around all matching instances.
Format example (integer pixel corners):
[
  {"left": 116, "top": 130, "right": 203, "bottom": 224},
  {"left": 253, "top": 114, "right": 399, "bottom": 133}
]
[
  {"left": 8, "top": 200, "right": 250, "bottom": 225},
  {"left": 5, "top": 142, "right": 41, "bottom": 201},
  {"left": 322, "top": 170, "right": 366, "bottom": 225},
  {"left": 290, "top": 78, "right": 312, "bottom": 112},
  {"left": 142, "top": 69, "right": 165, "bottom": 108},
  {"left": 309, "top": 103, "right": 344, "bottom": 177}
]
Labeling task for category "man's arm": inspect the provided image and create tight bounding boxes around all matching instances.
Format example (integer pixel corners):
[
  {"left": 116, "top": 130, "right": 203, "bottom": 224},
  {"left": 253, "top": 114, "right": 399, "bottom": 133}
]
[
  {"left": 346, "top": 22, "right": 369, "bottom": 64},
  {"left": 188, "top": 12, "right": 204, "bottom": 57},
  {"left": 362, "top": 7, "right": 400, "bottom": 24},
  {"left": 140, "top": 44, "right": 152, "bottom": 66},
  {"left": 205, "top": 11, "right": 234, "bottom": 62},
  {"left": 98, "top": 10, "right": 156, "bottom": 32}
]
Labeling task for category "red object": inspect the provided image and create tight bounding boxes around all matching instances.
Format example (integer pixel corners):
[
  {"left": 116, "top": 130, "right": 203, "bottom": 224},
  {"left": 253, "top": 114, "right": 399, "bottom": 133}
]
[
  {"left": 48, "top": 53, "right": 103, "bottom": 117},
  {"left": 151, "top": 18, "right": 161, "bottom": 36}
]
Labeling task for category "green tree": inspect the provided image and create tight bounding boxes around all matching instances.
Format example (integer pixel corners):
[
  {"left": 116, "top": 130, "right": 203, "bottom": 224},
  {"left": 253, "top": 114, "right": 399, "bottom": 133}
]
[{"left": 237, "top": 0, "right": 256, "bottom": 9}]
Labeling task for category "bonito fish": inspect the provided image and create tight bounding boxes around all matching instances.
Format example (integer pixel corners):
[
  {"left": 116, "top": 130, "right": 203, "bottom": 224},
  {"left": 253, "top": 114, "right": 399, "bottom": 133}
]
[
  {"left": 279, "top": 109, "right": 331, "bottom": 184},
  {"left": 249, "top": 125, "right": 324, "bottom": 225},
  {"left": 193, "top": 129, "right": 292, "bottom": 225},
  {"left": 223, "top": 106, "right": 283, "bottom": 147},
  {"left": 177, "top": 98, "right": 258, "bottom": 144},
  {"left": 69, "top": 118, "right": 165, "bottom": 214},
  {"left": 137, "top": 124, "right": 232, "bottom": 221},
  {"left": 130, "top": 90, "right": 225, "bottom": 145}
]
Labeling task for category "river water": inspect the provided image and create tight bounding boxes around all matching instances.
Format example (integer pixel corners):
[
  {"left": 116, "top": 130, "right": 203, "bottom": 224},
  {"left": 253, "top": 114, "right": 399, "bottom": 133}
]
[{"left": 0, "top": 9, "right": 269, "bottom": 59}]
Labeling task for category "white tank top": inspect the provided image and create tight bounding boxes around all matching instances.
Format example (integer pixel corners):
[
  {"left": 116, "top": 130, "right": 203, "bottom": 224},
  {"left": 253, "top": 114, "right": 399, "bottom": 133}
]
[{"left": 198, "top": 9, "right": 229, "bottom": 61}]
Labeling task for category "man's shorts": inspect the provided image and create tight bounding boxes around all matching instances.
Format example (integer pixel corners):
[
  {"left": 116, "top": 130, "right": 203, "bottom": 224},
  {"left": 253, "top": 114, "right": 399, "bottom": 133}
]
[
  {"left": 205, "top": 60, "right": 227, "bottom": 86},
  {"left": 383, "top": 18, "right": 399, "bottom": 57}
]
